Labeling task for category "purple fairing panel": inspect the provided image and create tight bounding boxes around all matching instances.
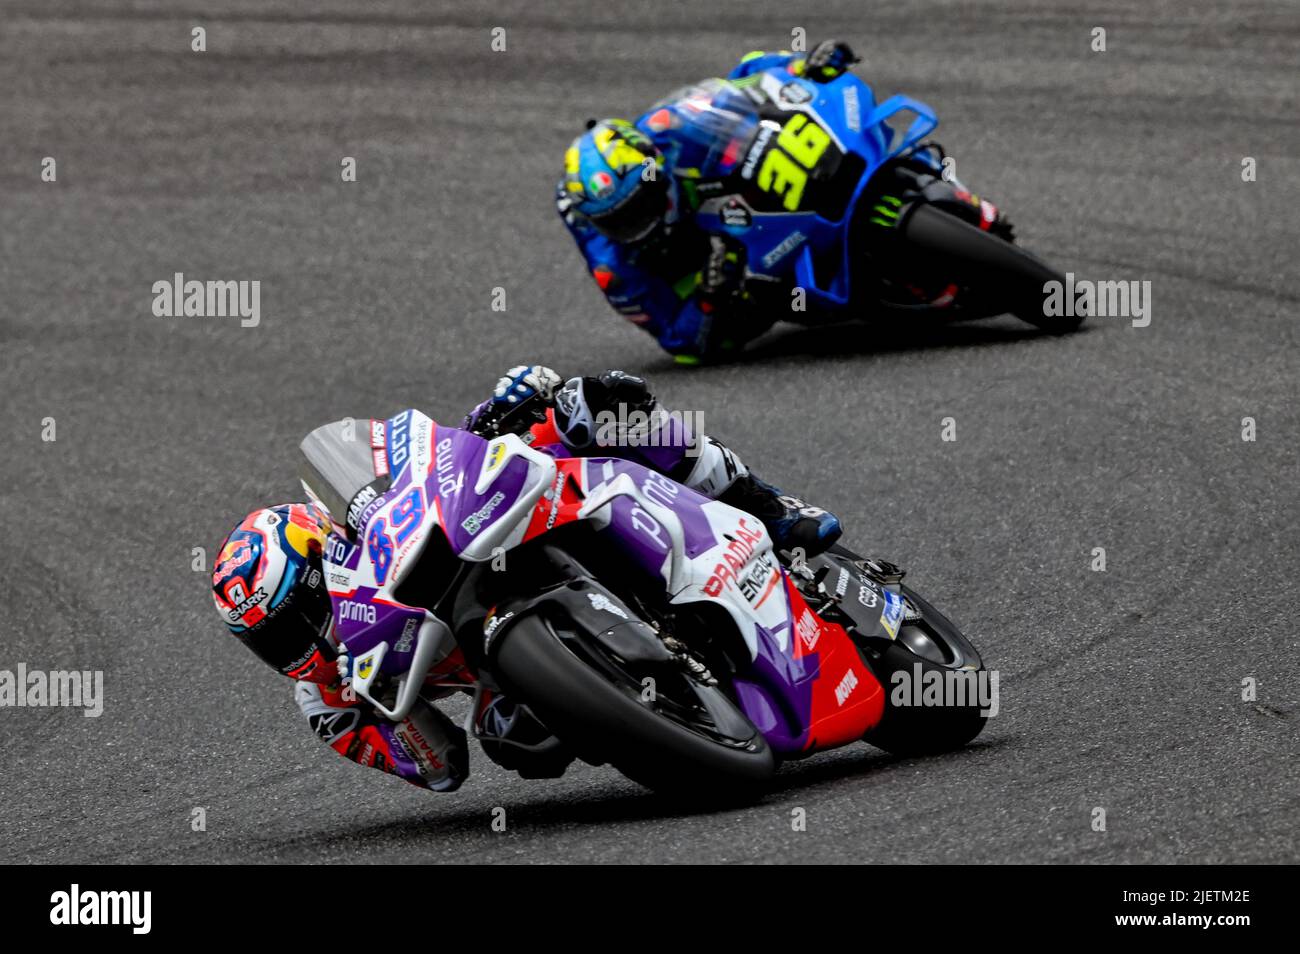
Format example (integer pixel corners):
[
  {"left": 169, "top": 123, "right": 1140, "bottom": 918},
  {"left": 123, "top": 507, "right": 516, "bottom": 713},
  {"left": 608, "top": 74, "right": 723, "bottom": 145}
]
[
  {"left": 580, "top": 456, "right": 817, "bottom": 754},
  {"left": 579, "top": 457, "right": 720, "bottom": 559},
  {"left": 427, "top": 425, "right": 530, "bottom": 556},
  {"left": 733, "top": 622, "right": 819, "bottom": 754},
  {"left": 331, "top": 586, "right": 425, "bottom": 676}
]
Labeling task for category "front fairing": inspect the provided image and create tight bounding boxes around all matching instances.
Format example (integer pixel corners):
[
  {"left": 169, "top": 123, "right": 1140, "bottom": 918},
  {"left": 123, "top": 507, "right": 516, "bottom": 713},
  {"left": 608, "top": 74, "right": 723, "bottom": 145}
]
[
  {"left": 299, "top": 412, "right": 564, "bottom": 719},
  {"left": 310, "top": 413, "right": 558, "bottom": 685},
  {"left": 301, "top": 412, "right": 448, "bottom": 677}
]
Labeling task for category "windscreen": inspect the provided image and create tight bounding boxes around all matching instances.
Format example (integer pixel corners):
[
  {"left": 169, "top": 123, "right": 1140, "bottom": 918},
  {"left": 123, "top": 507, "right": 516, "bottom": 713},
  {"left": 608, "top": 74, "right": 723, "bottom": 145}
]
[
  {"left": 649, "top": 79, "right": 762, "bottom": 168},
  {"left": 299, "top": 419, "right": 390, "bottom": 539}
]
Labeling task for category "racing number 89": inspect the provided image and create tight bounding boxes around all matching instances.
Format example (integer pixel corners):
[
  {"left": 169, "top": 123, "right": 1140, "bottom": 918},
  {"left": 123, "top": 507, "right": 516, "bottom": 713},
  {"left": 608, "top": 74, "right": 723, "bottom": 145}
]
[
  {"left": 367, "top": 518, "right": 393, "bottom": 586},
  {"left": 389, "top": 487, "right": 425, "bottom": 547},
  {"left": 757, "top": 114, "right": 831, "bottom": 212}
]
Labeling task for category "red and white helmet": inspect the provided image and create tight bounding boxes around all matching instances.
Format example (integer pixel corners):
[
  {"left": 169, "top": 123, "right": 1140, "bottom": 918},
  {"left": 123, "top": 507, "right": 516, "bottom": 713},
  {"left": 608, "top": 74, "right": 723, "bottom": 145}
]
[{"left": 211, "top": 503, "right": 338, "bottom": 682}]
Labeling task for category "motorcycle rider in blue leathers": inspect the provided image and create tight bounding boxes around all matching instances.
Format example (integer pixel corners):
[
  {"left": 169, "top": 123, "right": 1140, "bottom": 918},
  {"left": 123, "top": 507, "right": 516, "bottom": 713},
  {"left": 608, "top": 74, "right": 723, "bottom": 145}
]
[{"left": 556, "top": 41, "right": 862, "bottom": 363}]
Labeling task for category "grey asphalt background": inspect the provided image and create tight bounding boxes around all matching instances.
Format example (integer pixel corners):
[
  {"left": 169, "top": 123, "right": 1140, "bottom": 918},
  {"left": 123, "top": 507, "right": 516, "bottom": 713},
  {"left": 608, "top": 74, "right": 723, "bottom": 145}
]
[{"left": 1, "top": 0, "right": 1296, "bottom": 864}]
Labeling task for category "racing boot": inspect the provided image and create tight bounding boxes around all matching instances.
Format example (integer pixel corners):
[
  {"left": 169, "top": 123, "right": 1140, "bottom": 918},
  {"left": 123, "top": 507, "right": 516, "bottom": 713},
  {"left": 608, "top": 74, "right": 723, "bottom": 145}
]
[
  {"left": 680, "top": 435, "right": 842, "bottom": 559},
  {"left": 474, "top": 690, "right": 574, "bottom": 780},
  {"left": 717, "top": 472, "right": 842, "bottom": 560}
]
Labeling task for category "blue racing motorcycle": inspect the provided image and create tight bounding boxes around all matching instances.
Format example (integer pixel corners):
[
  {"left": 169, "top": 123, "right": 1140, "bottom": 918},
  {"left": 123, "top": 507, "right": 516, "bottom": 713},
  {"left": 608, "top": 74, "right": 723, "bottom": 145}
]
[{"left": 650, "top": 65, "right": 1082, "bottom": 332}]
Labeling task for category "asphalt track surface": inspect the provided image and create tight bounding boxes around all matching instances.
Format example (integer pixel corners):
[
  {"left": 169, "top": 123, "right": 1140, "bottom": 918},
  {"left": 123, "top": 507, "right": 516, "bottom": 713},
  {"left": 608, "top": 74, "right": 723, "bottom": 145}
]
[{"left": 2, "top": 1, "right": 1297, "bottom": 865}]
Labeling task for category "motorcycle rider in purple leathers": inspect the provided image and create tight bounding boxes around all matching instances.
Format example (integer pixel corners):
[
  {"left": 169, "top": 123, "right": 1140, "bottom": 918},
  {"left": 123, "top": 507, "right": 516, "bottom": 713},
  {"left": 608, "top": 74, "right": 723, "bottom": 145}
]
[{"left": 211, "top": 365, "right": 842, "bottom": 792}]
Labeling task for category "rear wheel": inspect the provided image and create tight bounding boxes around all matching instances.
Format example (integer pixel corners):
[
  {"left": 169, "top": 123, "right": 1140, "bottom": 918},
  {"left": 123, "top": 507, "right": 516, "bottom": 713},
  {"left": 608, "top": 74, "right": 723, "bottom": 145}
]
[
  {"left": 492, "top": 614, "right": 775, "bottom": 794},
  {"left": 896, "top": 202, "right": 1085, "bottom": 333}
]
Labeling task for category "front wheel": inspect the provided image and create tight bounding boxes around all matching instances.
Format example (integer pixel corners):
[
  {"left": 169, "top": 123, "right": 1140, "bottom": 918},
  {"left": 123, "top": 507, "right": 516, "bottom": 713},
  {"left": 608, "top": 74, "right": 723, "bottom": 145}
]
[
  {"left": 492, "top": 614, "right": 776, "bottom": 794},
  {"left": 861, "top": 586, "right": 990, "bottom": 756},
  {"left": 895, "top": 202, "right": 1085, "bottom": 333}
]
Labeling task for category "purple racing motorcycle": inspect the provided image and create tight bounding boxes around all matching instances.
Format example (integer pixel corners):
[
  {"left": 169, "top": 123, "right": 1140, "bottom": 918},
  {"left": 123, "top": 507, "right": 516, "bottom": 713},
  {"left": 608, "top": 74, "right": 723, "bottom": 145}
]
[{"left": 298, "top": 408, "right": 988, "bottom": 792}]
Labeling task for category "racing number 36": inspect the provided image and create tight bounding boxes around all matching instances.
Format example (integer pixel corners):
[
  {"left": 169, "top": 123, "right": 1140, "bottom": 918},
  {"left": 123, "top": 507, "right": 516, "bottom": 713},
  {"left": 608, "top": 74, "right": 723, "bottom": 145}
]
[{"left": 757, "top": 114, "right": 831, "bottom": 211}]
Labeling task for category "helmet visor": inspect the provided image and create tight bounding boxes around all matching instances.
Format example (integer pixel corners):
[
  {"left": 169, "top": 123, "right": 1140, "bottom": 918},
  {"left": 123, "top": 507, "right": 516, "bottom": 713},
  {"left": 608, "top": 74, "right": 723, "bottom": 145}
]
[
  {"left": 237, "top": 565, "right": 335, "bottom": 677},
  {"left": 587, "top": 178, "right": 669, "bottom": 244}
]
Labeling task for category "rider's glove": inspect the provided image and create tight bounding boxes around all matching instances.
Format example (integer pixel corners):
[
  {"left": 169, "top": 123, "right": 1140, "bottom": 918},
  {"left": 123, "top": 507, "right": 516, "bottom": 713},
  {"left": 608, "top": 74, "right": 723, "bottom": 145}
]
[
  {"left": 334, "top": 644, "right": 351, "bottom": 684},
  {"left": 700, "top": 235, "right": 747, "bottom": 303},
  {"left": 493, "top": 365, "right": 562, "bottom": 407},
  {"left": 553, "top": 369, "right": 655, "bottom": 449},
  {"left": 802, "top": 40, "right": 859, "bottom": 82},
  {"left": 592, "top": 369, "right": 654, "bottom": 412},
  {"left": 464, "top": 364, "right": 560, "bottom": 438}
]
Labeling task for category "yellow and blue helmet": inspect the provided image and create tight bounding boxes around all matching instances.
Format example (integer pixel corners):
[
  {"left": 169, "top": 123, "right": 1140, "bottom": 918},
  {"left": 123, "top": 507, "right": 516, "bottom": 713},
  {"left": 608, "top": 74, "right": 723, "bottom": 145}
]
[{"left": 563, "top": 119, "right": 669, "bottom": 243}]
